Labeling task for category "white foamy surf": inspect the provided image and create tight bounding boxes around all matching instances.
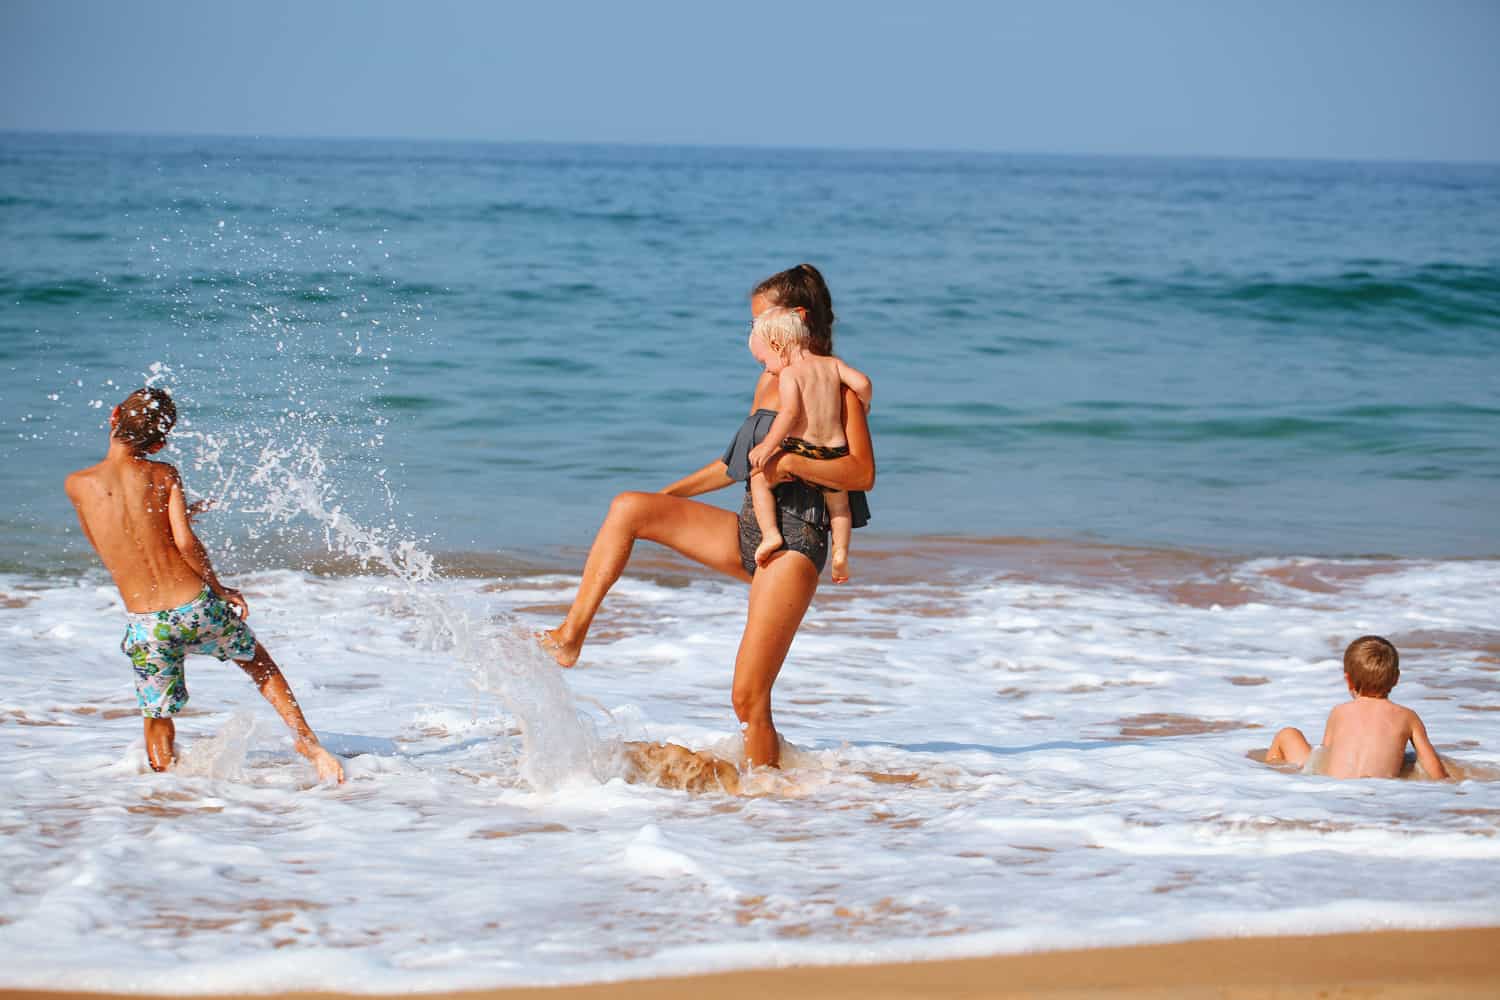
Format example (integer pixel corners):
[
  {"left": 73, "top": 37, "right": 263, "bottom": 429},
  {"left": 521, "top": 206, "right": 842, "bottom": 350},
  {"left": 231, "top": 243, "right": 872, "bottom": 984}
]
[{"left": 2, "top": 548, "right": 1498, "bottom": 993}]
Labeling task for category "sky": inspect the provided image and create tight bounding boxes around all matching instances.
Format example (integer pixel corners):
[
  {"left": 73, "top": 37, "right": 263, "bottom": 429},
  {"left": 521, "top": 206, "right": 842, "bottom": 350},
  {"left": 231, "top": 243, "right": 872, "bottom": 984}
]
[{"left": 2, "top": 0, "right": 1498, "bottom": 162}]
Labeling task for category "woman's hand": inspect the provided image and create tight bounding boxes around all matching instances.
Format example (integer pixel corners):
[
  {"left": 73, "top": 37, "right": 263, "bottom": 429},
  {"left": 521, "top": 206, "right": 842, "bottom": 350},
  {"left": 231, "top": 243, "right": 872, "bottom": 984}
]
[{"left": 770, "top": 386, "right": 875, "bottom": 492}]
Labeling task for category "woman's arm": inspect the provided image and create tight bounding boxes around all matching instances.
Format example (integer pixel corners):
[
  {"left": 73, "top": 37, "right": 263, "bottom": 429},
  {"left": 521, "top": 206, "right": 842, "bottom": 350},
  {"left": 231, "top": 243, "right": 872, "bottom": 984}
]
[
  {"left": 764, "top": 385, "right": 875, "bottom": 492},
  {"left": 662, "top": 373, "right": 784, "bottom": 498},
  {"left": 660, "top": 460, "right": 736, "bottom": 498}
]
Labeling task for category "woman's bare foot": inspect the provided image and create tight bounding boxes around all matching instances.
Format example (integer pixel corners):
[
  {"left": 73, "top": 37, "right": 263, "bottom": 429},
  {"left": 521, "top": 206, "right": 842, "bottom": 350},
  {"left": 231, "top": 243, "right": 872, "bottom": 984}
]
[
  {"left": 754, "top": 531, "right": 784, "bottom": 568},
  {"left": 831, "top": 548, "right": 850, "bottom": 584},
  {"left": 537, "top": 627, "right": 581, "bottom": 668}
]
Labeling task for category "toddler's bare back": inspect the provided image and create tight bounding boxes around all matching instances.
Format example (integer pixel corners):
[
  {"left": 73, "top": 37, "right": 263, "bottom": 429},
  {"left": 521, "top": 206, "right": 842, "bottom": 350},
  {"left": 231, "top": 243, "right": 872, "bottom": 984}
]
[{"left": 782, "top": 355, "right": 854, "bottom": 448}]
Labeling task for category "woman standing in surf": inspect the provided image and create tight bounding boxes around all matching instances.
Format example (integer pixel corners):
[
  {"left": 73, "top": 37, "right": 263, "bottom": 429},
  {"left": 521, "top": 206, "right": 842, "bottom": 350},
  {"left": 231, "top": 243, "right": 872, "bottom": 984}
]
[{"left": 540, "top": 264, "right": 875, "bottom": 768}]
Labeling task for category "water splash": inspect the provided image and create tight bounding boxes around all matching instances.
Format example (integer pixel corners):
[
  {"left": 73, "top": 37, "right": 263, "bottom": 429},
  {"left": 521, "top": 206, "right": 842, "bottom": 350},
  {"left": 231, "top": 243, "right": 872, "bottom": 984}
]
[
  {"left": 176, "top": 710, "right": 257, "bottom": 781},
  {"left": 109, "top": 209, "right": 608, "bottom": 791}
]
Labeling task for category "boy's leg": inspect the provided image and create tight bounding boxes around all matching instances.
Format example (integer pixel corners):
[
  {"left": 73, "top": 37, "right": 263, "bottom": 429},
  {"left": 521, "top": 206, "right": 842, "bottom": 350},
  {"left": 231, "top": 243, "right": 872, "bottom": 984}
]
[
  {"left": 827, "top": 491, "right": 852, "bottom": 584},
  {"left": 143, "top": 717, "right": 176, "bottom": 772},
  {"left": 750, "top": 472, "right": 784, "bottom": 567},
  {"left": 235, "top": 642, "right": 344, "bottom": 783},
  {"left": 131, "top": 642, "right": 187, "bottom": 772},
  {"left": 1265, "top": 727, "right": 1312, "bottom": 766}
]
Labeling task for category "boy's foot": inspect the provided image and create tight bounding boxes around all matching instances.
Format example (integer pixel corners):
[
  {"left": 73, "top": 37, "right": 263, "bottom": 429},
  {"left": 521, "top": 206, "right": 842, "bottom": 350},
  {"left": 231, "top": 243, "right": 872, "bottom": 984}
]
[
  {"left": 537, "top": 627, "right": 581, "bottom": 668},
  {"left": 831, "top": 548, "right": 850, "bottom": 584},
  {"left": 754, "top": 532, "right": 784, "bottom": 568}
]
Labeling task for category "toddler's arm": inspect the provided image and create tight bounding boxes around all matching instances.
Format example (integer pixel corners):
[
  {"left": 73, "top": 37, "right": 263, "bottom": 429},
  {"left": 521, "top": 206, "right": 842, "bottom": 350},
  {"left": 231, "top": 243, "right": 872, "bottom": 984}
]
[
  {"left": 748, "top": 370, "right": 805, "bottom": 471},
  {"left": 836, "top": 360, "right": 873, "bottom": 413},
  {"left": 166, "top": 468, "right": 247, "bottom": 618},
  {"left": 1408, "top": 711, "right": 1448, "bottom": 780}
]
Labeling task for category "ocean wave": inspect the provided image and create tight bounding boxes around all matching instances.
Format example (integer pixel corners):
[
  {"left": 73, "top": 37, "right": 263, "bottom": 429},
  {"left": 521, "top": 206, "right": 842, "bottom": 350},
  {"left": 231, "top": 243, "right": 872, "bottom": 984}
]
[
  {"left": 873, "top": 404, "right": 1497, "bottom": 463},
  {"left": 470, "top": 199, "right": 680, "bottom": 227},
  {"left": 0, "top": 276, "right": 108, "bottom": 305},
  {"left": 1108, "top": 263, "right": 1500, "bottom": 329}
]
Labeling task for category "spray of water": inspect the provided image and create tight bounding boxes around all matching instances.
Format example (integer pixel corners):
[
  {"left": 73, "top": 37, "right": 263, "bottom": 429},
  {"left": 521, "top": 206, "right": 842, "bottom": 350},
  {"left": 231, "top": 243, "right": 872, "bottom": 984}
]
[
  {"left": 235, "top": 436, "right": 611, "bottom": 789},
  {"left": 106, "top": 211, "right": 611, "bottom": 790}
]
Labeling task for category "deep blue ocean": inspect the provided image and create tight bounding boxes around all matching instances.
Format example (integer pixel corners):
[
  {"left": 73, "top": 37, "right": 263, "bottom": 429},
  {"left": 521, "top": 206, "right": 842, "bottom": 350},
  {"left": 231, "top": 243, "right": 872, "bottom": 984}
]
[{"left": 2, "top": 133, "right": 1497, "bottom": 572}]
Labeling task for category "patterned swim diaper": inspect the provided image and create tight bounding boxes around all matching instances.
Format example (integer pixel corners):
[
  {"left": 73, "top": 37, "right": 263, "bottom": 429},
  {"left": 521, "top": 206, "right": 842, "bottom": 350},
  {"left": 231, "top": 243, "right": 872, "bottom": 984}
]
[{"left": 121, "top": 589, "right": 257, "bottom": 718}]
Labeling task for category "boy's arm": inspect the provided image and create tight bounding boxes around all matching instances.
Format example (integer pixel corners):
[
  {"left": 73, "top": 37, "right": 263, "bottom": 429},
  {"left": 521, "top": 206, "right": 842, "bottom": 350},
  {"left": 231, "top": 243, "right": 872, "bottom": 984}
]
[
  {"left": 1408, "top": 711, "right": 1448, "bottom": 780},
  {"left": 63, "top": 475, "right": 102, "bottom": 554},
  {"left": 749, "top": 371, "right": 804, "bottom": 470},
  {"left": 837, "top": 361, "right": 873, "bottom": 412},
  {"left": 166, "top": 468, "right": 248, "bottom": 618}
]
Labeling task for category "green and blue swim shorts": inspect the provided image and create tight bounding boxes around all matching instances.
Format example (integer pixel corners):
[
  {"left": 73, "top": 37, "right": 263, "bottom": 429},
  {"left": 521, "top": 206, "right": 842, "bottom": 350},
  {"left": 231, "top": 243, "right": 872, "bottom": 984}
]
[{"left": 121, "top": 588, "right": 257, "bottom": 718}]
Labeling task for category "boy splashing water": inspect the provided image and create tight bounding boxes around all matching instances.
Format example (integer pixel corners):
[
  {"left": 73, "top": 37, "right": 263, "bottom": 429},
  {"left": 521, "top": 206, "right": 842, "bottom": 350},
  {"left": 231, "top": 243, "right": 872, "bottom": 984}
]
[
  {"left": 746, "top": 307, "right": 872, "bottom": 583},
  {"left": 65, "top": 387, "right": 343, "bottom": 783}
]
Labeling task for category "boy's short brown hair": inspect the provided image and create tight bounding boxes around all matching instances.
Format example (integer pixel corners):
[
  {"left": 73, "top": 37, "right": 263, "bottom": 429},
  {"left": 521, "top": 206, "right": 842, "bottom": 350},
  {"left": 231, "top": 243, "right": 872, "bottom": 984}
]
[
  {"left": 1344, "top": 635, "right": 1399, "bottom": 697},
  {"left": 113, "top": 387, "right": 176, "bottom": 453}
]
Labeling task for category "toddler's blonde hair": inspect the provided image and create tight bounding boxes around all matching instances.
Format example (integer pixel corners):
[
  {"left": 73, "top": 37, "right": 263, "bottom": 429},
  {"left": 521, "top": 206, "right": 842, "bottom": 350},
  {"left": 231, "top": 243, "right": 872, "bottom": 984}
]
[{"left": 752, "top": 306, "right": 811, "bottom": 356}]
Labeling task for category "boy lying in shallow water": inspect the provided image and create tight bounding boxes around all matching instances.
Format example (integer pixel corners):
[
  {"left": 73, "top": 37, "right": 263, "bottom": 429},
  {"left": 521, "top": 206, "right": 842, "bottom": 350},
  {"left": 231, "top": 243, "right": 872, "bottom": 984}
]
[{"left": 1265, "top": 635, "right": 1448, "bottom": 780}]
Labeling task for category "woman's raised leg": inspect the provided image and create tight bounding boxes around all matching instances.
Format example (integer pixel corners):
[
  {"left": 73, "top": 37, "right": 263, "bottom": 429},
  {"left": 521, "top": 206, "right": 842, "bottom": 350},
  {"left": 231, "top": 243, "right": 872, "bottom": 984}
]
[
  {"left": 541, "top": 491, "right": 748, "bottom": 667},
  {"left": 731, "top": 549, "right": 819, "bottom": 767}
]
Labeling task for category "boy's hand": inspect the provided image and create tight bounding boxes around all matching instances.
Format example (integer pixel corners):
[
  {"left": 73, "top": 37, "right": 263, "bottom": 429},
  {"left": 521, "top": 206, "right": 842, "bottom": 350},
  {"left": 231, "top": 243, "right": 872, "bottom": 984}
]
[
  {"left": 186, "top": 497, "right": 217, "bottom": 522},
  {"left": 748, "top": 441, "right": 771, "bottom": 471},
  {"left": 219, "top": 587, "right": 250, "bottom": 619},
  {"left": 309, "top": 745, "right": 345, "bottom": 784}
]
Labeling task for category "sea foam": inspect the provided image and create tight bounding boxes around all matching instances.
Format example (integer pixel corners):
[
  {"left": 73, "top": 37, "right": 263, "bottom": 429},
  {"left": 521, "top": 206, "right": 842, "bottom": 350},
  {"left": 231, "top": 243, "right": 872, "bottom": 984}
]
[{"left": 2, "top": 549, "right": 1498, "bottom": 991}]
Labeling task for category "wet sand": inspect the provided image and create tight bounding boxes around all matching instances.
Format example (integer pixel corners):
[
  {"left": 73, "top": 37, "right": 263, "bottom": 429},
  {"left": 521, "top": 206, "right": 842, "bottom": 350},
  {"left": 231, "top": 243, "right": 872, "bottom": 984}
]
[{"left": 5, "top": 927, "right": 1497, "bottom": 999}]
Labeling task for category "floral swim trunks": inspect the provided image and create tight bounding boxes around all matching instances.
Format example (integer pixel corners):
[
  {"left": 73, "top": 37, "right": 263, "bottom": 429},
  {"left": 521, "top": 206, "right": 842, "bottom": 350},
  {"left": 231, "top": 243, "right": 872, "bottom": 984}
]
[{"left": 121, "top": 589, "right": 257, "bottom": 718}]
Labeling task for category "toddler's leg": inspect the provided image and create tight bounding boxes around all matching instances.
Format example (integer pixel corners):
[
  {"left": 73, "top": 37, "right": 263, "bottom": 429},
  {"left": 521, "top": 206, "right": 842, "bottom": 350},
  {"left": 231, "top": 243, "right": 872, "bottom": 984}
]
[
  {"left": 827, "top": 491, "right": 852, "bottom": 583},
  {"left": 1265, "top": 727, "right": 1312, "bottom": 767},
  {"left": 236, "top": 642, "right": 344, "bottom": 784},
  {"left": 750, "top": 471, "right": 784, "bottom": 567},
  {"left": 143, "top": 717, "right": 176, "bottom": 772}
]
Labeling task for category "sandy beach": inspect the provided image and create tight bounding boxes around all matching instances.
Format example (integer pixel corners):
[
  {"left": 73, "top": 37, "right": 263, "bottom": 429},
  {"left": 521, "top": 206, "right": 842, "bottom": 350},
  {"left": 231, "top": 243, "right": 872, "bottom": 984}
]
[{"left": 4, "top": 927, "right": 1497, "bottom": 999}]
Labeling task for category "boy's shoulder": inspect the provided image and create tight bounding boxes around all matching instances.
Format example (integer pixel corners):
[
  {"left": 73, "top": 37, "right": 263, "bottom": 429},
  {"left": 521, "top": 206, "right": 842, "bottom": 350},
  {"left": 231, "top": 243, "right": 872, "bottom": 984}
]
[
  {"left": 64, "top": 461, "right": 106, "bottom": 497},
  {"left": 1387, "top": 699, "right": 1424, "bottom": 724}
]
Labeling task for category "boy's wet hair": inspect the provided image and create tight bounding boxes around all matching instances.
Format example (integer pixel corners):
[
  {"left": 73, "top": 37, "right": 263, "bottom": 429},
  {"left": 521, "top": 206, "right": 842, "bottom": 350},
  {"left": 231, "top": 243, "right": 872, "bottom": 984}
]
[
  {"left": 752, "top": 306, "right": 812, "bottom": 355},
  {"left": 751, "top": 263, "right": 835, "bottom": 356},
  {"left": 1344, "top": 634, "right": 1400, "bottom": 697},
  {"left": 113, "top": 387, "right": 177, "bottom": 453}
]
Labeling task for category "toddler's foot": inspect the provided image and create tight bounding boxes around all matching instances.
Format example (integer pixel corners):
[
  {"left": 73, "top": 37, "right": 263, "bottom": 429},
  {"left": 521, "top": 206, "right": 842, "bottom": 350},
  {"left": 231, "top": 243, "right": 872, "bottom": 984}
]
[
  {"left": 537, "top": 627, "right": 581, "bottom": 668},
  {"left": 831, "top": 548, "right": 850, "bottom": 584},
  {"left": 754, "top": 531, "right": 784, "bottom": 568}
]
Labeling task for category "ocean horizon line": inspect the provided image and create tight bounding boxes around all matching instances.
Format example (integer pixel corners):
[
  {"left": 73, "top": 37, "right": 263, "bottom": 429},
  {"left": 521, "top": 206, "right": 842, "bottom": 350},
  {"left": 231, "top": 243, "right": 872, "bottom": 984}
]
[{"left": 4, "top": 126, "right": 1499, "bottom": 170}]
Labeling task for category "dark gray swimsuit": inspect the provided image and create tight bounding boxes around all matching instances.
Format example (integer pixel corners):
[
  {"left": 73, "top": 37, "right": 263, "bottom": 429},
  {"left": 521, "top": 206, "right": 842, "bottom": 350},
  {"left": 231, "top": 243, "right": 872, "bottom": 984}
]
[{"left": 721, "top": 408, "right": 871, "bottom": 576}]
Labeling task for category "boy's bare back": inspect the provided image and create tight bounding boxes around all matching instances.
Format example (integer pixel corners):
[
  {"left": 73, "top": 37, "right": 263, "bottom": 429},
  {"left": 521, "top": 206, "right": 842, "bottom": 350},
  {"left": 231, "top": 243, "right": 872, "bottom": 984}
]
[
  {"left": 779, "top": 356, "right": 871, "bottom": 449},
  {"left": 1319, "top": 697, "right": 1443, "bottom": 780},
  {"left": 65, "top": 456, "right": 206, "bottom": 614}
]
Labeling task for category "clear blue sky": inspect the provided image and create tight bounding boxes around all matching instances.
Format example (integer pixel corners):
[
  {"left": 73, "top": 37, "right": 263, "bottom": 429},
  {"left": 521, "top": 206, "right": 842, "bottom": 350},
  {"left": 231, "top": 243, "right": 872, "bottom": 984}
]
[{"left": 3, "top": 0, "right": 1497, "bottom": 161}]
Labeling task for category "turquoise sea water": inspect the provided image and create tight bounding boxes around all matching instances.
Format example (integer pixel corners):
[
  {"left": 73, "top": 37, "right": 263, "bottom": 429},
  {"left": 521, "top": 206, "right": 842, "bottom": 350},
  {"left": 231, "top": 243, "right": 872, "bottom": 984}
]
[
  {"left": 4, "top": 135, "right": 1500, "bottom": 990},
  {"left": 2, "top": 133, "right": 1497, "bottom": 570}
]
